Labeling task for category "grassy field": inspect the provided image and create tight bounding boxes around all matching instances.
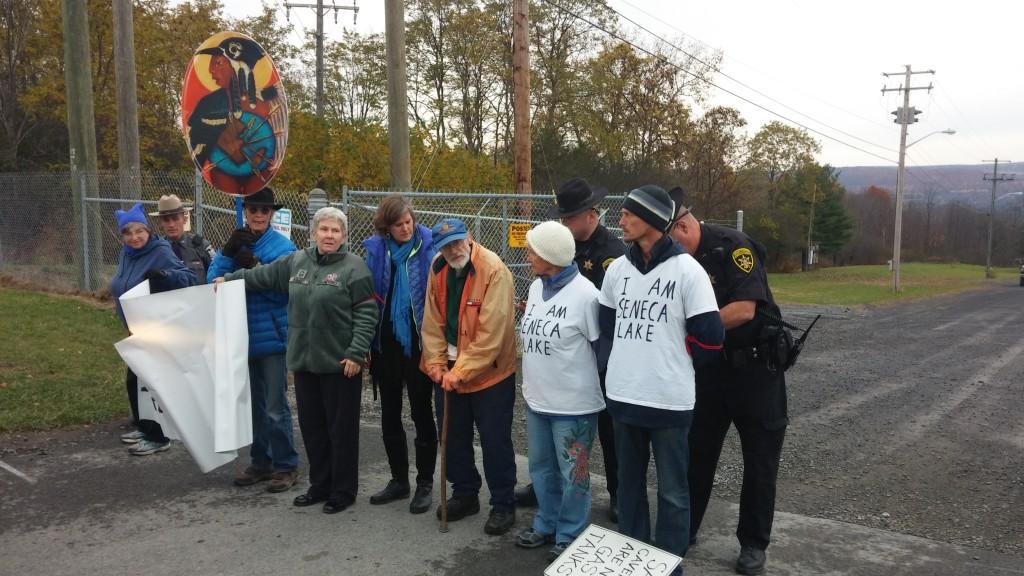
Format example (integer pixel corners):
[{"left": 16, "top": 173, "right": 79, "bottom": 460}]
[
  {"left": 771, "top": 262, "right": 1018, "bottom": 306},
  {"left": 0, "top": 287, "right": 127, "bottom": 432}
]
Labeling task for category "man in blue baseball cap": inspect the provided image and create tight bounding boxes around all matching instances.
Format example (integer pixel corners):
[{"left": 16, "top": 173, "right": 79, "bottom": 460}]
[{"left": 420, "top": 218, "right": 519, "bottom": 536}]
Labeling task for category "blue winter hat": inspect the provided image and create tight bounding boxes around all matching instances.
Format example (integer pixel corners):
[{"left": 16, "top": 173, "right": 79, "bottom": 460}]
[
  {"left": 432, "top": 218, "right": 468, "bottom": 250},
  {"left": 115, "top": 203, "right": 149, "bottom": 231}
]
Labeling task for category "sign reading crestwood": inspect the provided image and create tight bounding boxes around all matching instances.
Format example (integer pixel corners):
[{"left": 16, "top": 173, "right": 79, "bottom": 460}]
[{"left": 545, "top": 524, "right": 682, "bottom": 576}]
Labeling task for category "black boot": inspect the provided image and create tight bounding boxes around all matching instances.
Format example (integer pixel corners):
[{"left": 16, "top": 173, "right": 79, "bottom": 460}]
[
  {"left": 514, "top": 483, "right": 538, "bottom": 507},
  {"left": 436, "top": 494, "right": 480, "bottom": 521},
  {"left": 410, "top": 483, "right": 432, "bottom": 514},
  {"left": 369, "top": 478, "right": 410, "bottom": 505},
  {"left": 735, "top": 546, "right": 766, "bottom": 575}
]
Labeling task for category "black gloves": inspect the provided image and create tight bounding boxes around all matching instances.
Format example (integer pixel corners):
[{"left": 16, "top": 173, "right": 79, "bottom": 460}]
[
  {"left": 143, "top": 269, "right": 168, "bottom": 281},
  {"left": 222, "top": 229, "right": 256, "bottom": 258},
  {"left": 234, "top": 249, "right": 257, "bottom": 269},
  {"left": 143, "top": 268, "right": 170, "bottom": 293}
]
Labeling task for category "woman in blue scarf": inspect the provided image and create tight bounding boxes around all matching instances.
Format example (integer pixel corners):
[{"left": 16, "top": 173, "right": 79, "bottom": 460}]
[
  {"left": 363, "top": 195, "right": 438, "bottom": 514},
  {"left": 109, "top": 203, "right": 196, "bottom": 456}
]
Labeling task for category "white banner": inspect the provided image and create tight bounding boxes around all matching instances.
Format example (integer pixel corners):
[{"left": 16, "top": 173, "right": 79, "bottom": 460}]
[
  {"left": 545, "top": 524, "right": 682, "bottom": 576},
  {"left": 115, "top": 280, "right": 252, "bottom": 473}
]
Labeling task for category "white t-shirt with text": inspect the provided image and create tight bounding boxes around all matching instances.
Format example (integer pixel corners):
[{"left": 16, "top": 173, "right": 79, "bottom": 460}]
[
  {"left": 599, "top": 252, "right": 718, "bottom": 411},
  {"left": 520, "top": 274, "right": 605, "bottom": 415}
]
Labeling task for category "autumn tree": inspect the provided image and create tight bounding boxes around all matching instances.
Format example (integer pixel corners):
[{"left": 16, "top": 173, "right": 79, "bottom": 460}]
[
  {"left": 747, "top": 120, "right": 820, "bottom": 209},
  {"left": 679, "top": 106, "right": 746, "bottom": 218}
]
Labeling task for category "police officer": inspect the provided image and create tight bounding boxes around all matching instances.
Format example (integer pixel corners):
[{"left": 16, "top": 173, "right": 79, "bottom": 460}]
[
  {"left": 667, "top": 187, "right": 787, "bottom": 576},
  {"left": 149, "top": 195, "right": 215, "bottom": 284},
  {"left": 515, "top": 177, "right": 625, "bottom": 522}
]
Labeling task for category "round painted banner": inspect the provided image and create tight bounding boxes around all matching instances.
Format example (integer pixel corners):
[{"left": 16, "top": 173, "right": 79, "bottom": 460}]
[{"left": 181, "top": 31, "right": 288, "bottom": 196}]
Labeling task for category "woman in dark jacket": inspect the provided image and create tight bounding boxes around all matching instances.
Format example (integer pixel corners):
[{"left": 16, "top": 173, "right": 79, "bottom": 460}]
[
  {"left": 362, "top": 195, "right": 438, "bottom": 514},
  {"left": 215, "top": 206, "right": 378, "bottom": 514},
  {"left": 110, "top": 203, "right": 196, "bottom": 456}
]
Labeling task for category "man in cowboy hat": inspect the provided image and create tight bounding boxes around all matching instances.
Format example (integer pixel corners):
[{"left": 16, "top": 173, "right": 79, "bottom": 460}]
[
  {"left": 150, "top": 194, "right": 214, "bottom": 285},
  {"left": 207, "top": 187, "right": 300, "bottom": 494},
  {"left": 516, "top": 177, "right": 626, "bottom": 523}
]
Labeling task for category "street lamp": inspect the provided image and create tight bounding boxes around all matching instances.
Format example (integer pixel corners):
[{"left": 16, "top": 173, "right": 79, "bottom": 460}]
[
  {"left": 892, "top": 128, "right": 956, "bottom": 293},
  {"left": 907, "top": 129, "right": 956, "bottom": 148}
]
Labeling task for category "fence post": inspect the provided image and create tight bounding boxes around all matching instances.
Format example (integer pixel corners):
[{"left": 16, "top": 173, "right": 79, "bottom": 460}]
[
  {"left": 501, "top": 197, "right": 509, "bottom": 262},
  {"left": 194, "top": 169, "right": 204, "bottom": 236},
  {"left": 342, "top": 185, "right": 349, "bottom": 213},
  {"left": 80, "top": 172, "right": 91, "bottom": 292},
  {"left": 736, "top": 209, "right": 744, "bottom": 233}
]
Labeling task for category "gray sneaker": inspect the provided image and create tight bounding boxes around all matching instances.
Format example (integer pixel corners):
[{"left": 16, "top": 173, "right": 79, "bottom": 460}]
[
  {"left": 120, "top": 430, "right": 145, "bottom": 444},
  {"left": 129, "top": 439, "right": 171, "bottom": 456}
]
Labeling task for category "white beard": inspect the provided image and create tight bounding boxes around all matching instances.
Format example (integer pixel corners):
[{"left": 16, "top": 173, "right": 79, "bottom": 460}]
[{"left": 447, "top": 254, "right": 470, "bottom": 270}]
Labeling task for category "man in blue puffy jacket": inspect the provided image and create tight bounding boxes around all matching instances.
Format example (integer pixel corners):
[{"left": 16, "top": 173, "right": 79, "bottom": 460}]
[{"left": 208, "top": 188, "right": 299, "bottom": 492}]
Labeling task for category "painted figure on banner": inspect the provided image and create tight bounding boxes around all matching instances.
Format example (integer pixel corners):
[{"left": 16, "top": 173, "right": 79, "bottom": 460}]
[{"left": 182, "top": 32, "right": 288, "bottom": 195}]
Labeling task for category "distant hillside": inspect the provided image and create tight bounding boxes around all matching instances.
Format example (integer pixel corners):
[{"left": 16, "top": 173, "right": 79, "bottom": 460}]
[{"left": 836, "top": 163, "right": 1024, "bottom": 208}]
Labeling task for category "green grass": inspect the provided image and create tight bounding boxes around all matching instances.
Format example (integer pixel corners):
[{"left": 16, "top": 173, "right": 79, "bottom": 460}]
[
  {"left": 0, "top": 287, "right": 127, "bottom": 432},
  {"left": 771, "top": 262, "right": 1018, "bottom": 306}
]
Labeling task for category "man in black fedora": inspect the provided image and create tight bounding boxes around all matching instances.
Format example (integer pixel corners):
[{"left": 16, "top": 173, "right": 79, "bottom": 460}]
[
  {"left": 515, "top": 177, "right": 625, "bottom": 522},
  {"left": 150, "top": 194, "right": 214, "bottom": 284},
  {"left": 207, "top": 187, "right": 301, "bottom": 494}
]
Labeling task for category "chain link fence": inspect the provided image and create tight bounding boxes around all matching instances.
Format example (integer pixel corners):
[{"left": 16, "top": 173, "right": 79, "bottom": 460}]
[{"left": 0, "top": 171, "right": 740, "bottom": 296}]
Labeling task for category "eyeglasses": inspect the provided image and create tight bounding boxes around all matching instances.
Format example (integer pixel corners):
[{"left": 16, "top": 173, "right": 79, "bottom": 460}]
[
  {"left": 671, "top": 207, "right": 691, "bottom": 225},
  {"left": 245, "top": 205, "right": 273, "bottom": 214}
]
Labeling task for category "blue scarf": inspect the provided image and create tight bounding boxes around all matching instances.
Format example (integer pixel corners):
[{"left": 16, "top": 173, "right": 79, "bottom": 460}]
[
  {"left": 387, "top": 233, "right": 418, "bottom": 357},
  {"left": 541, "top": 261, "right": 579, "bottom": 300}
]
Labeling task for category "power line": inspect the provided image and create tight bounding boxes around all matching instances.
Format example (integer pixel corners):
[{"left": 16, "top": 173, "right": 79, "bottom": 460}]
[
  {"left": 538, "top": 0, "right": 897, "bottom": 165},
  {"left": 607, "top": 0, "right": 898, "bottom": 154},
  {"left": 615, "top": 0, "right": 899, "bottom": 136}
]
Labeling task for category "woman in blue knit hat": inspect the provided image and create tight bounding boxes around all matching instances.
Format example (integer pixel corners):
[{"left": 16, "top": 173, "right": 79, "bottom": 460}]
[{"left": 109, "top": 203, "right": 196, "bottom": 456}]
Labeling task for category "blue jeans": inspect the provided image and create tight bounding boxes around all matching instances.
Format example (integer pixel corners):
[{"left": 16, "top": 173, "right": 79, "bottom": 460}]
[
  {"left": 249, "top": 354, "right": 298, "bottom": 472},
  {"left": 435, "top": 373, "right": 517, "bottom": 508},
  {"left": 527, "top": 408, "right": 597, "bottom": 545},
  {"left": 614, "top": 412, "right": 693, "bottom": 562}
]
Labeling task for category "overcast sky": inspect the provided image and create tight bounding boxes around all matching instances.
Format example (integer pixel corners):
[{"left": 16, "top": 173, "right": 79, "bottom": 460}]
[{"left": 209, "top": 0, "right": 1022, "bottom": 169}]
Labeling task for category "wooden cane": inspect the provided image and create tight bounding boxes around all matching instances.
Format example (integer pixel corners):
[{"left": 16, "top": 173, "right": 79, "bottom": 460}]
[{"left": 439, "top": 387, "right": 450, "bottom": 533}]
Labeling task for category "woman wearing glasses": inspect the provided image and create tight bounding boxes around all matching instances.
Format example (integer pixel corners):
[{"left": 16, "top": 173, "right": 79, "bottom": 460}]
[{"left": 208, "top": 187, "right": 301, "bottom": 494}]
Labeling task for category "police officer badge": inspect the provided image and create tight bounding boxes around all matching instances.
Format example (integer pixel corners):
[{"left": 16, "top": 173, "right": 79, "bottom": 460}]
[{"left": 732, "top": 247, "right": 754, "bottom": 273}]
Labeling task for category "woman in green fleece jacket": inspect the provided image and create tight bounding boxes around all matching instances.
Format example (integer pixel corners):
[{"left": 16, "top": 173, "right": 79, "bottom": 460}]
[{"left": 215, "top": 206, "right": 378, "bottom": 514}]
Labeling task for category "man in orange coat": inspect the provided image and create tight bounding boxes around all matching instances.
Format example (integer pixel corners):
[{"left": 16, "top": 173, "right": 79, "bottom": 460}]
[{"left": 421, "top": 218, "right": 518, "bottom": 536}]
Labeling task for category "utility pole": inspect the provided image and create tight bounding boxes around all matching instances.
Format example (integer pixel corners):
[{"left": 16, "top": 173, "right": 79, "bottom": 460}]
[
  {"left": 62, "top": 0, "right": 101, "bottom": 291},
  {"left": 112, "top": 0, "right": 141, "bottom": 200},
  {"left": 384, "top": 0, "right": 411, "bottom": 190},
  {"left": 285, "top": 1, "right": 359, "bottom": 117},
  {"left": 512, "top": 0, "right": 531, "bottom": 197},
  {"left": 806, "top": 183, "right": 816, "bottom": 271},
  {"left": 982, "top": 159, "right": 1015, "bottom": 279},
  {"left": 882, "top": 65, "right": 933, "bottom": 293}
]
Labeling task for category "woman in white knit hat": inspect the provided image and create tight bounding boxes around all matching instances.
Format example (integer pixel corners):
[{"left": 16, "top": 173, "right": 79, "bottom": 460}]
[{"left": 515, "top": 221, "right": 604, "bottom": 561}]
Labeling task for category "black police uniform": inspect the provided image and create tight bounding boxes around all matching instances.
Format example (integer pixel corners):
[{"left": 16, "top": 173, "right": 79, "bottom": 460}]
[
  {"left": 687, "top": 222, "right": 787, "bottom": 552},
  {"left": 575, "top": 223, "right": 626, "bottom": 500},
  {"left": 166, "top": 232, "right": 214, "bottom": 285}
]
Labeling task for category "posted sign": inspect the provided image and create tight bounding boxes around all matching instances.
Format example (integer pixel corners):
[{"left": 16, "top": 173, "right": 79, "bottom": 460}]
[
  {"left": 508, "top": 222, "right": 530, "bottom": 248},
  {"left": 544, "top": 525, "right": 682, "bottom": 576},
  {"left": 271, "top": 208, "right": 292, "bottom": 240}
]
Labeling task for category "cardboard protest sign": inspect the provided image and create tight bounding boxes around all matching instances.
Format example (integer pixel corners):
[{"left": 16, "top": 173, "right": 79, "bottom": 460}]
[
  {"left": 181, "top": 31, "right": 288, "bottom": 196},
  {"left": 115, "top": 280, "right": 252, "bottom": 472},
  {"left": 545, "top": 524, "right": 682, "bottom": 576}
]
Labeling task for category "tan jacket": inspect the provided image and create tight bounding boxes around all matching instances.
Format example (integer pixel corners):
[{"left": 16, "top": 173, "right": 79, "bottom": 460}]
[{"left": 421, "top": 242, "right": 517, "bottom": 393}]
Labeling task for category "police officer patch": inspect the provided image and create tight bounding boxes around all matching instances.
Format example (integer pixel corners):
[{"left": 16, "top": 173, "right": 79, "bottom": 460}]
[
  {"left": 732, "top": 247, "right": 754, "bottom": 273},
  {"left": 602, "top": 257, "right": 616, "bottom": 270}
]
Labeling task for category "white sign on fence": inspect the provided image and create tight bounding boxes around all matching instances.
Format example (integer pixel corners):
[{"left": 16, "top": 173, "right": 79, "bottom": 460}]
[
  {"left": 544, "top": 524, "right": 682, "bottom": 576},
  {"left": 271, "top": 208, "right": 292, "bottom": 240}
]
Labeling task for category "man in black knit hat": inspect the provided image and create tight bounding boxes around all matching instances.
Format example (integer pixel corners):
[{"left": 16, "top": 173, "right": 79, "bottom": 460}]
[{"left": 597, "top": 185, "right": 724, "bottom": 573}]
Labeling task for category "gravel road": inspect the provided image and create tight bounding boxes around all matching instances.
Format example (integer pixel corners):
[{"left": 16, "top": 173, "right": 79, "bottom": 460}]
[{"left": 700, "top": 283, "right": 1024, "bottom": 556}]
